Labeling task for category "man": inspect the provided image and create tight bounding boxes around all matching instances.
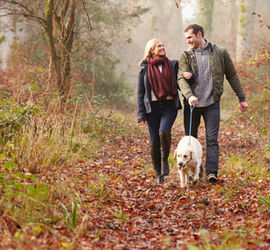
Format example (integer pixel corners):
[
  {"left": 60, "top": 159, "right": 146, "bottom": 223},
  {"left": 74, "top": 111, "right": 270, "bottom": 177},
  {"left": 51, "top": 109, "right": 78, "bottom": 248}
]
[{"left": 178, "top": 24, "right": 248, "bottom": 183}]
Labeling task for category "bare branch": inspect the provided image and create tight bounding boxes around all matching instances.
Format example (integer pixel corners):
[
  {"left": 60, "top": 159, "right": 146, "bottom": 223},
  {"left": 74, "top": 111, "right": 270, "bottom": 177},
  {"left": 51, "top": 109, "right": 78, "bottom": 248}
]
[
  {"left": 61, "top": 0, "right": 69, "bottom": 20},
  {"left": 1, "top": 0, "right": 36, "bottom": 17},
  {"left": 0, "top": 11, "right": 45, "bottom": 27},
  {"left": 81, "top": 0, "right": 92, "bottom": 31},
  {"left": 0, "top": 0, "right": 46, "bottom": 28}
]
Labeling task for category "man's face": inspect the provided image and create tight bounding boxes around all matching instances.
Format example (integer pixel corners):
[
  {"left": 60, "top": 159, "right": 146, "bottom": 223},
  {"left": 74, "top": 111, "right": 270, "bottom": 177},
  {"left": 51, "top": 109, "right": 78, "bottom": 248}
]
[{"left": 184, "top": 29, "right": 202, "bottom": 49}]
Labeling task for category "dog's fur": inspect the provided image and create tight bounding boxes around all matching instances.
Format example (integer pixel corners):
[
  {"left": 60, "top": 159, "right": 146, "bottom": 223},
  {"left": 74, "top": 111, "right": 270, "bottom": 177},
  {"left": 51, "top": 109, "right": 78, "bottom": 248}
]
[{"left": 174, "top": 136, "right": 202, "bottom": 188}]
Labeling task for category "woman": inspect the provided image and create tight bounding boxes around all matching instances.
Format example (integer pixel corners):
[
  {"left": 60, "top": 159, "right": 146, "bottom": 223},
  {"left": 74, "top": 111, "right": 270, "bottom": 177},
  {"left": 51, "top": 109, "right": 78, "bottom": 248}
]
[{"left": 137, "top": 39, "right": 182, "bottom": 184}]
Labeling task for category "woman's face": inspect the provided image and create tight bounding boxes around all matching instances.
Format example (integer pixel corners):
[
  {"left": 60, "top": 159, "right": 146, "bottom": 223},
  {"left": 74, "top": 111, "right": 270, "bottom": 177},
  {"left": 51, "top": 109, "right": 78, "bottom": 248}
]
[{"left": 152, "top": 41, "right": 166, "bottom": 58}]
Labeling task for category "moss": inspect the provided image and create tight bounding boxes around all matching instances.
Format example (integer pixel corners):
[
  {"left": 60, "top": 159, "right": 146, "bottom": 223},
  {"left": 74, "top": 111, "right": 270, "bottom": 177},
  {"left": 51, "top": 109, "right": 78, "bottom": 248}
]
[
  {"left": 240, "top": 0, "right": 247, "bottom": 13},
  {"left": 45, "top": 0, "right": 53, "bottom": 21}
]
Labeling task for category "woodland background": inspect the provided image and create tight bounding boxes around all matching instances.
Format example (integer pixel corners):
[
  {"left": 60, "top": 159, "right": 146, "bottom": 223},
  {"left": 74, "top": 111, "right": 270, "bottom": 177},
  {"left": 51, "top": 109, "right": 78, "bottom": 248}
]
[{"left": 0, "top": 0, "right": 269, "bottom": 249}]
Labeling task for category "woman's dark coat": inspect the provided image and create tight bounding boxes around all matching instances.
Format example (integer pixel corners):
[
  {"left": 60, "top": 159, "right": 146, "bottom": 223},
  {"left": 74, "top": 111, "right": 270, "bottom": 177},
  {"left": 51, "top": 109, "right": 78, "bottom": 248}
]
[{"left": 137, "top": 60, "right": 182, "bottom": 123}]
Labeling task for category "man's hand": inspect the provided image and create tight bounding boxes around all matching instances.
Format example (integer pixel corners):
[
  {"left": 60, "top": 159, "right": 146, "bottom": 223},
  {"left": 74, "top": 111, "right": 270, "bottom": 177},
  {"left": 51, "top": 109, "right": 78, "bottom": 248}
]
[
  {"left": 240, "top": 101, "right": 248, "bottom": 112},
  {"left": 188, "top": 96, "right": 198, "bottom": 106}
]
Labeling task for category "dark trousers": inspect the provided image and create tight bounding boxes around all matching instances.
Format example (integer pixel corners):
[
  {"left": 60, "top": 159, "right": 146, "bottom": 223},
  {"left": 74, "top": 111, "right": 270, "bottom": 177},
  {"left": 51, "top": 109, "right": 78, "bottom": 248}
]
[
  {"left": 184, "top": 102, "right": 220, "bottom": 176},
  {"left": 146, "top": 100, "right": 177, "bottom": 143}
]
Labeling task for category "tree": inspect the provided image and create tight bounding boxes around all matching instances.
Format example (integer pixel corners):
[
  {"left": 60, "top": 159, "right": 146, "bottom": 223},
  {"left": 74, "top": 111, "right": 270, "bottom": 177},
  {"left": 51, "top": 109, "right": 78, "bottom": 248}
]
[
  {"left": 72, "top": 1, "right": 147, "bottom": 107},
  {"left": 45, "top": 0, "right": 78, "bottom": 103},
  {"left": 147, "top": 0, "right": 185, "bottom": 55},
  {"left": 236, "top": 0, "right": 257, "bottom": 62},
  {"left": 0, "top": 0, "right": 88, "bottom": 103},
  {"left": 0, "top": 0, "right": 146, "bottom": 107},
  {"left": 198, "top": 0, "right": 214, "bottom": 36},
  {"left": 229, "top": 0, "right": 238, "bottom": 38}
]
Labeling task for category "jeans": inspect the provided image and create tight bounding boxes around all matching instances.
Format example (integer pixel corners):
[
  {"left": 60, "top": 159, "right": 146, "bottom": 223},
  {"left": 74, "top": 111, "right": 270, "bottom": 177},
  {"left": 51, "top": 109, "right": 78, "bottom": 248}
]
[
  {"left": 184, "top": 102, "right": 220, "bottom": 176},
  {"left": 146, "top": 100, "right": 177, "bottom": 143}
]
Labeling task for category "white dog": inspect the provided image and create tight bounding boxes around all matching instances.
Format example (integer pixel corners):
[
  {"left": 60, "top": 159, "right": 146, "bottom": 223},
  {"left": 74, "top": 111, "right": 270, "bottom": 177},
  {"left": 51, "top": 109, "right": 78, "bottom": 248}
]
[{"left": 174, "top": 136, "right": 202, "bottom": 188}]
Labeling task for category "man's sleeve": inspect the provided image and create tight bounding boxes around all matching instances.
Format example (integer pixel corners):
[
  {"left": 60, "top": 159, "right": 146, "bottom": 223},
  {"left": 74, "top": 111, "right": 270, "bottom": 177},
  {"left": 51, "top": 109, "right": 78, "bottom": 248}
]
[
  {"left": 178, "top": 52, "right": 194, "bottom": 100},
  {"left": 224, "top": 49, "right": 246, "bottom": 102}
]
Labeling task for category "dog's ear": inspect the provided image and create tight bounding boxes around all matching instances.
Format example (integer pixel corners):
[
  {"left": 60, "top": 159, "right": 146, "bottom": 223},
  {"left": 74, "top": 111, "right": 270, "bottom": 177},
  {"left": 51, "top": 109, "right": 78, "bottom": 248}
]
[{"left": 174, "top": 150, "right": 177, "bottom": 160}]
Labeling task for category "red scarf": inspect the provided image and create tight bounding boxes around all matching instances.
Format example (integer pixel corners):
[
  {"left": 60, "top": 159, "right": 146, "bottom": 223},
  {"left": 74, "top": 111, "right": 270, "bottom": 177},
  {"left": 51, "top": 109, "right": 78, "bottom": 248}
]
[{"left": 146, "top": 56, "right": 177, "bottom": 100}]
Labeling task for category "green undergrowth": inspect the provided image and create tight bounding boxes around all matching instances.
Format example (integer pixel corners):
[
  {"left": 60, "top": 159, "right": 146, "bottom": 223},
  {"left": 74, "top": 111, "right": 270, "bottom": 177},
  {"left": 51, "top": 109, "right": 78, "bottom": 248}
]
[
  {"left": 220, "top": 152, "right": 269, "bottom": 181},
  {"left": 188, "top": 225, "right": 265, "bottom": 250},
  {"left": 86, "top": 173, "right": 122, "bottom": 207},
  {"left": 219, "top": 90, "right": 270, "bottom": 214},
  {"left": 220, "top": 83, "right": 270, "bottom": 180},
  {"left": 0, "top": 162, "right": 79, "bottom": 229},
  {"left": 0, "top": 97, "right": 138, "bottom": 237},
  {"left": 0, "top": 98, "right": 138, "bottom": 171}
]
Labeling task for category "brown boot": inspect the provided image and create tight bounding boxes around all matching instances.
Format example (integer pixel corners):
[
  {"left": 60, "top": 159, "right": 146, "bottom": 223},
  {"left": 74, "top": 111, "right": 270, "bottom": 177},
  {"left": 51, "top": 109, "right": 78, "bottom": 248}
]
[
  {"left": 150, "top": 141, "right": 164, "bottom": 183},
  {"left": 160, "top": 131, "right": 171, "bottom": 176}
]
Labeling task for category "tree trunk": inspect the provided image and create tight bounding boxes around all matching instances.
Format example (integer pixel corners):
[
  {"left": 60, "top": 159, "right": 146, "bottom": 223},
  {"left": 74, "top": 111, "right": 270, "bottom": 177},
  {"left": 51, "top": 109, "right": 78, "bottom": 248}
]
[
  {"left": 148, "top": 0, "right": 184, "bottom": 52},
  {"left": 60, "top": 0, "right": 76, "bottom": 103},
  {"left": 45, "top": 0, "right": 76, "bottom": 104},
  {"left": 149, "top": 0, "right": 162, "bottom": 38},
  {"left": 91, "top": 59, "right": 95, "bottom": 102},
  {"left": 229, "top": 0, "right": 237, "bottom": 39},
  {"left": 236, "top": 0, "right": 257, "bottom": 62},
  {"left": 45, "top": 0, "right": 61, "bottom": 94},
  {"left": 229, "top": 0, "right": 238, "bottom": 57},
  {"left": 198, "top": 0, "right": 214, "bottom": 37}
]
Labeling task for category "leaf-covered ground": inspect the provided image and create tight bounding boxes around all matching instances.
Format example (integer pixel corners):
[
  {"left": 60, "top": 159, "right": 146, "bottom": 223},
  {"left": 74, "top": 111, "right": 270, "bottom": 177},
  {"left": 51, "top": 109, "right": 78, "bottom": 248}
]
[{"left": 1, "top": 114, "right": 269, "bottom": 249}]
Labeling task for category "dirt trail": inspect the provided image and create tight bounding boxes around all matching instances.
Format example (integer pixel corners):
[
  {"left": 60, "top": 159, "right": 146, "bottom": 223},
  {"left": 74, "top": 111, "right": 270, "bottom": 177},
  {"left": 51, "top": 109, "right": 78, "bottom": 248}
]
[{"left": 70, "top": 117, "right": 270, "bottom": 249}]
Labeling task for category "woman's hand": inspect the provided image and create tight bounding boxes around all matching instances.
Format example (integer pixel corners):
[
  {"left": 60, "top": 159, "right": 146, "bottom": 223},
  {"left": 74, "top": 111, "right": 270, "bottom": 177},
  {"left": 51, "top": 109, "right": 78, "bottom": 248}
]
[
  {"left": 139, "top": 120, "right": 146, "bottom": 125},
  {"left": 182, "top": 72, "right": 192, "bottom": 80}
]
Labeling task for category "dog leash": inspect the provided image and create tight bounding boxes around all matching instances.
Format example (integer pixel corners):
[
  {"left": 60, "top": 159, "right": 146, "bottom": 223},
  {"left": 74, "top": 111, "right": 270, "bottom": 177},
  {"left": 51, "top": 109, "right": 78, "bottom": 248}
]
[{"left": 189, "top": 100, "right": 197, "bottom": 145}]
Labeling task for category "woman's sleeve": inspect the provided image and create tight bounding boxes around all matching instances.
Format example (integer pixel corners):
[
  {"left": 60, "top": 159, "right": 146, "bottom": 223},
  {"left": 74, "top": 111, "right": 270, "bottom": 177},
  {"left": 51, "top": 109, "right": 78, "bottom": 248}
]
[{"left": 137, "top": 67, "right": 146, "bottom": 122}]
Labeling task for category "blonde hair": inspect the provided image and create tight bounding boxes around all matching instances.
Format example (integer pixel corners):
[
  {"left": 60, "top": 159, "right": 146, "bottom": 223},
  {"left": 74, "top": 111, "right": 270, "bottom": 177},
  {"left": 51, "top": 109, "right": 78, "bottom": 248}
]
[{"left": 138, "top": 38, "right": 160, "bottom": 66}]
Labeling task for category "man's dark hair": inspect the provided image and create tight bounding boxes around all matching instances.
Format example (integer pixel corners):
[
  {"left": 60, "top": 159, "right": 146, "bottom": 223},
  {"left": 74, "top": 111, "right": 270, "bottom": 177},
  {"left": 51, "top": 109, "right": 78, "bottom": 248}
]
[{"left": 184, "top": 24, "right": 204, "bottom": 38}]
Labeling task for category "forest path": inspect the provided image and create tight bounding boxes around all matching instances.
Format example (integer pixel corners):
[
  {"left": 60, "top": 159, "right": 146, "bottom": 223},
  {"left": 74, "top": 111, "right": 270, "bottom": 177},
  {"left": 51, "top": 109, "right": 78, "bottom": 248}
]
[{"left": 66, "top": 115, "right": 270, "bottom": 249}]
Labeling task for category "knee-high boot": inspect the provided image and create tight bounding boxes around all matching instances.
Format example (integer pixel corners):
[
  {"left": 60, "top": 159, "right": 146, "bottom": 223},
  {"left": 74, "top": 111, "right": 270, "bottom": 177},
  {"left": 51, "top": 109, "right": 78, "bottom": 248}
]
[
  {"left": 150, "top": 141, "right": 164, "bottom": 184},
  {"left": 160, "top": 131, "right": 171, "bottom": 176}
]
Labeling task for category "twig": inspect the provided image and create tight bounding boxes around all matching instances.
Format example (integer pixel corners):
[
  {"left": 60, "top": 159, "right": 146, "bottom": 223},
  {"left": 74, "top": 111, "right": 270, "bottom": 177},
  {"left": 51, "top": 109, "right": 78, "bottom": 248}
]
[
  {"left": 81, "top": 0, "right": 92, "bottom": 30},
  {"left": 240, "top": 111, "right": 261, "bottom": 132},
  {"left": 84, "top": 93, "right": 93, "bottom": 112}
]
